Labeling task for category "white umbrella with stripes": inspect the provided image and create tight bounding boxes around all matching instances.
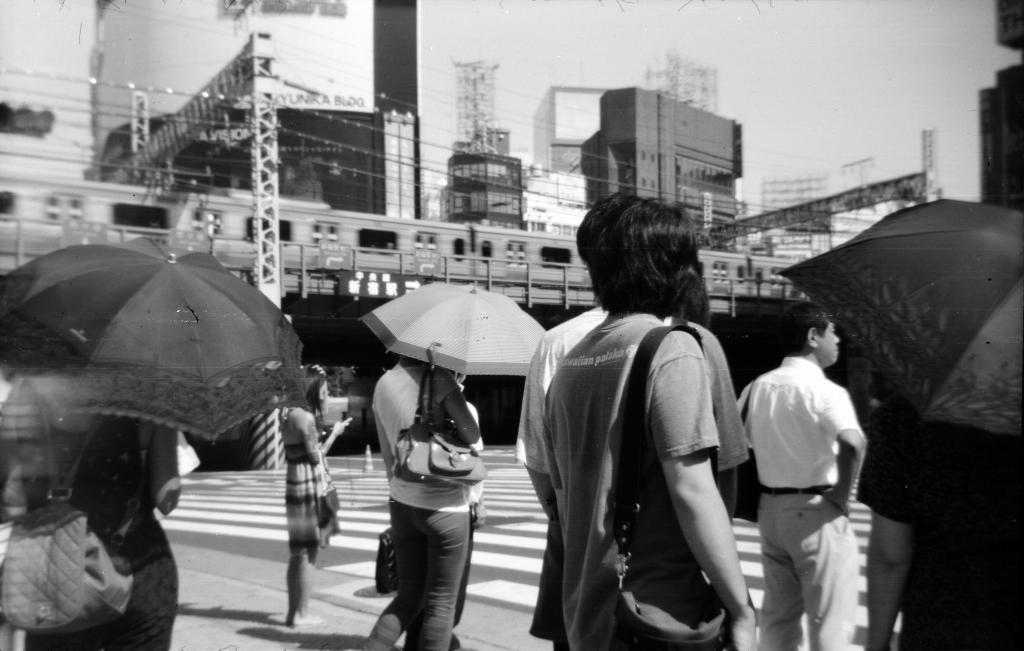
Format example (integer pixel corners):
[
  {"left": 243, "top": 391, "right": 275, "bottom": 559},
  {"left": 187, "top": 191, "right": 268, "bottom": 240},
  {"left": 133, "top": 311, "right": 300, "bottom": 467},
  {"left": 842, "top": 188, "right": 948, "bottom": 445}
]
[{"left": 360, "top": 283, "right": 545, "bottom": 376}]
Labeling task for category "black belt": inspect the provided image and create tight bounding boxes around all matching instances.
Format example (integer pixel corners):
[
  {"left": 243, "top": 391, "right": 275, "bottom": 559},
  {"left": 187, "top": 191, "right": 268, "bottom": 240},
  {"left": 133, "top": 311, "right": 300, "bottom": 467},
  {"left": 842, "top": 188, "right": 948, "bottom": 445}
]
[{"left": 760, "top": 485, "right": 831, "bottom": 496}]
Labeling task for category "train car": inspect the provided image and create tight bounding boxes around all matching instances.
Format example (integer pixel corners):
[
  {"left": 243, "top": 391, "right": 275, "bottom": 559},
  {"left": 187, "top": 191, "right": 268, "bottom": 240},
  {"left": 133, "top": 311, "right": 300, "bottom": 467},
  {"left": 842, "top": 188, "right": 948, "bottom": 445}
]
[{"left": 0, "top": 175, "right": 798, "bottom": 304}]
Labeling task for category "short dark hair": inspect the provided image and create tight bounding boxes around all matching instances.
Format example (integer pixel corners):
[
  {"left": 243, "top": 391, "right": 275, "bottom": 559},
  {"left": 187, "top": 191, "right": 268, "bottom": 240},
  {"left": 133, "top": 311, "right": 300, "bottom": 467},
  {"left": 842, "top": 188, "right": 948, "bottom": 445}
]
[
  {"left": 778, "top": 302, "right": 832, "bottom": 353},
  {"left": 576, "top": 193, "right": 702, "bottom": 319}
]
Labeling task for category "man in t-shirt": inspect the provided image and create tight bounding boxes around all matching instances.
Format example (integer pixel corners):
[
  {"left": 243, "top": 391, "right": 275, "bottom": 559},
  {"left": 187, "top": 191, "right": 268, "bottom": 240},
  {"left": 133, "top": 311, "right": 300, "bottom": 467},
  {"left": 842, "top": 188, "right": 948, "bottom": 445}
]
[
  {"left": 738, "top": 302, "right": 865, "bottom": 651},
  {"left": 540, "top": 194, "right": 756, "bottom": 651},
  {"left": 517, "top": 307, "right": 750, "bottom": 647}
]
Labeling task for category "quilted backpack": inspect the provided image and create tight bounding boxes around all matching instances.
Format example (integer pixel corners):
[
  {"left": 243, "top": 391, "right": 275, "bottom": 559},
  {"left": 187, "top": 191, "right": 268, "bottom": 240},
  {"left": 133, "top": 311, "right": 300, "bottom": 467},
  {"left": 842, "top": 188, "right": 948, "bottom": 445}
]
[{"left": 1, "top": 423, "right": 142, "bottom": 634}]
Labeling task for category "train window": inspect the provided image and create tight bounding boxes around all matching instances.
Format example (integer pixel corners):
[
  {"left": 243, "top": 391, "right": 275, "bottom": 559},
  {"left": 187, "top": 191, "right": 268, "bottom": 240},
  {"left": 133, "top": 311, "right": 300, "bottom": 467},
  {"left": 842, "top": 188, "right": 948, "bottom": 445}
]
[
  {"left": 507, "top": 241, "right": 526, "bottom": 267},
  {"left": 453, "top": 238, "right": 466, "bottom": 259},
  {"left": 0, "top": 191, "right": 15, "bottom": 214},
  {"left": 481, "top": 241, "right": 493, "bottom": 258},
  {"left": 415, "top": 233, "right": 438, "bottom": 250},
  {"left": 113, "top": 204, "right": 168, "bottom": 230},
  {"left": 46, "top": 194, "right": 85, "bottom": 222},
  {"left": 755, "top": 269, "right": 764, "bottom": 281},
  {"left": 712, "top": 261, "right": 728, "bottom": 279},
  {"left": 246, "top": 218, "right": 290, "bottom": 242},
  {"left": 67, "top": 198, "right": 83, "bottom": 221},
  {"left": 359, "top": 229, "right": 397, "bottom": 250},
  {"left": 193, "top": 210, "right": 222, "bottom": 236},
  {"left": 313, "top": 222, "right": 338, "bottom": 242},
  {"left": 737, "top": 265, "right": 745, "bottom": 279},
  {"left": 45, "top": 196, "right": 61, "bottom": 220},
  {"left": 541, "top": 246, "right": 571, "bottom": 265}
]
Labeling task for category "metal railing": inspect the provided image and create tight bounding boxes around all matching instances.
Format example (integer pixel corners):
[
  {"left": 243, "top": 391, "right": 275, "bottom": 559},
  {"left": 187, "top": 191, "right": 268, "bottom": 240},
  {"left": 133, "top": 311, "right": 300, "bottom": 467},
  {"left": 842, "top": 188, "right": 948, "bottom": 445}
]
[{"left": 1, "top": 217, "right": 800, "bottom": 315}]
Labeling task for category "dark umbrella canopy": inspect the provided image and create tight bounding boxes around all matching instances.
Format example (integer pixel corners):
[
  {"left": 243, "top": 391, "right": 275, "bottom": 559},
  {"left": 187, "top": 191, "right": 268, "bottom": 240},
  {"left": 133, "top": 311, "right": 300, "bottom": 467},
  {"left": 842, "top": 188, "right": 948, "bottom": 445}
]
[
  {"left": 0, "top": 238, "right": 305, "bottom": 438},
  {"left": 781, "top": 200, "right": 1022, "bottom": 435}
]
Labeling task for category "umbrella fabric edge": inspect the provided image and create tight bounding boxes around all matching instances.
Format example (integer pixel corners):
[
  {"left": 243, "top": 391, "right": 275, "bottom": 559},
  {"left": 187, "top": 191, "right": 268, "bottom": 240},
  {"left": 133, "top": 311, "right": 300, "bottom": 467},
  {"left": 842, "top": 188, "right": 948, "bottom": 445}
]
[
  {"left": 387, "top": 340, "right": 533, "bottom": 376},
  {"left": 74, "top": 393, "right": 307, "bottom": 440}
]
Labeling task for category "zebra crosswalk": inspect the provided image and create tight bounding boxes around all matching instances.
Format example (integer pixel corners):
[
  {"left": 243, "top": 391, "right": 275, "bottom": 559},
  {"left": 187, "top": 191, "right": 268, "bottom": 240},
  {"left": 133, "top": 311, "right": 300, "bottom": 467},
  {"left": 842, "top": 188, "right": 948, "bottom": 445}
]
[{"left": 163, "top": 453, "right": 879, "bottom": 649}]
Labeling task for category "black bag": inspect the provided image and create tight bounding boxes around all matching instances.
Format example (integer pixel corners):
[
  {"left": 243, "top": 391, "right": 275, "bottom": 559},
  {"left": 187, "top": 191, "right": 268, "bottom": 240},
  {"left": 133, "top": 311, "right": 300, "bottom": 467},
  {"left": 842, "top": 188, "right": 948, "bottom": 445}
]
[
  {"left": 732, "top": 393, "right": 762, "bottom": 523},
  {"left": 612, "top": 325, "right": 733, "bottom": 651},
  {"left": 375, "top": 527, "right": 399, "bottom": 594},
  {"left": 393, "top": 365, "right": 487, "bottom": 487}
]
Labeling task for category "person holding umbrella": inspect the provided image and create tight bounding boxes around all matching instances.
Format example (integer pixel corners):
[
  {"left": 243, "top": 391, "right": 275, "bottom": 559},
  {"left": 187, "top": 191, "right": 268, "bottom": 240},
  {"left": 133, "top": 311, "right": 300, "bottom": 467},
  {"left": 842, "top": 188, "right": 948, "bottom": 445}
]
[
  {"left": 282, "top": 365, "right": 352, "bottom": 627},
  {"left": 0, "top": 375, "right": 182, "bottom": 651},
  {"left": 0, "top": 237, "right": 310, "bottom": 647},
  {"left": 362, "top": 353, "right": 481, "bottom": 651},
  {"left": 778, "top": 200, "right": 1023, "bottom": 651}
]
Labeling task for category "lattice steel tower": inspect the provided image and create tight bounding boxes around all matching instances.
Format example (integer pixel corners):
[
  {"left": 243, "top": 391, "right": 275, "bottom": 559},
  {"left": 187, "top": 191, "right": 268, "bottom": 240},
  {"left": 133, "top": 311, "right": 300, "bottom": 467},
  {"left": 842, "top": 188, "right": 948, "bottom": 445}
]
[
  {"left": 644, "top": 51, "right": 718, "bottom": 114},
  {"left": 453, "top": 61, "right": 498, "bottom": 153}
]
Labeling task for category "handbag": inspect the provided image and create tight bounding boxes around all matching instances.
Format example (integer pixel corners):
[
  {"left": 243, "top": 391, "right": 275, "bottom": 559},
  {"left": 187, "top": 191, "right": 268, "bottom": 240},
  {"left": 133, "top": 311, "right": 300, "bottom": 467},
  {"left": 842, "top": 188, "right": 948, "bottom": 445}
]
[
  {"left": 612, "top": 325, "right": 730, "bottom": 651},
  {"left": 313, "top": 452, "right": 342, "bottom": 544},
  {"left": 394, "top": 365, "right": 487, "bottom": 487},
  {"left": 732, "top": 393, "right": 762, "bottom": 523},
  {"left": 1, "top": 423, "right": 143, "bottom": 634},
  {"left": 375, "top": 527, "right": 399, "bottom": 594}
]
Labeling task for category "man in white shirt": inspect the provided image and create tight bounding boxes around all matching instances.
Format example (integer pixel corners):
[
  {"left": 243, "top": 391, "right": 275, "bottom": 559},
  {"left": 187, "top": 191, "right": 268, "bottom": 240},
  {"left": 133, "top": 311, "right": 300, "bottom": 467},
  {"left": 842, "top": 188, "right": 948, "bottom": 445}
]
[
  {"left": 738, "top": 302, "right": 865, "bottom": 651},
  {"left": 515, "top": 306, "right": 606, "bottom": 650}
]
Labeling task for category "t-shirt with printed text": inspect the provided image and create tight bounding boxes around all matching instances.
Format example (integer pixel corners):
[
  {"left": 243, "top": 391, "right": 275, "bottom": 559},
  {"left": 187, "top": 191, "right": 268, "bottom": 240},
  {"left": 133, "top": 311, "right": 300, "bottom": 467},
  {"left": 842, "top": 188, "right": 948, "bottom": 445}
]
[{"left": 544, "top": 314, "right": 720, "bottom": 651}]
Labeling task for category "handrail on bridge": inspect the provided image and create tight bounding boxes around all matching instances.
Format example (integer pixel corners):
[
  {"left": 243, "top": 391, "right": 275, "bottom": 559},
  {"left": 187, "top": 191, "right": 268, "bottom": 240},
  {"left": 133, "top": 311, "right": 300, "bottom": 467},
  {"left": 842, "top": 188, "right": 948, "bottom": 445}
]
[{"left": 1, "top": 216, "right": 800, "bottom": 316}]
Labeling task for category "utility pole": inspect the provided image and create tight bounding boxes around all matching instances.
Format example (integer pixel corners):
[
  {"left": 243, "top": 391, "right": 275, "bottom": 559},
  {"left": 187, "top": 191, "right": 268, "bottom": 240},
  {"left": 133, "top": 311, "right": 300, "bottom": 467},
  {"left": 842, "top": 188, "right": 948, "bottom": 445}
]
[
  {"left": 250, "top": 32, "right": 282, "bottom": 307},
  {"left": 922, "top": 129, "right": 938, "bottom": 201}
]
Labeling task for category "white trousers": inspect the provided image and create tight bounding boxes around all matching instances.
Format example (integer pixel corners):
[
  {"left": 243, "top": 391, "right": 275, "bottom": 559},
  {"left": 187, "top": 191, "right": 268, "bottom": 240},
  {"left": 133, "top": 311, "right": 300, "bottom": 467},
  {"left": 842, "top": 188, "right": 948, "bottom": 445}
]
[{"left": 757, "top": 493, "right": 860, "bottom": 651}]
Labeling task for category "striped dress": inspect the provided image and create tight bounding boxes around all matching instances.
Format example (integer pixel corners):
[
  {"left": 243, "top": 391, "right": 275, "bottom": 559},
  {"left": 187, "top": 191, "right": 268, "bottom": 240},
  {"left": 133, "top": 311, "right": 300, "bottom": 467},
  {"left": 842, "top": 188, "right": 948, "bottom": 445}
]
[{"left": 283, "top": 409, "right": 320, "bottom": 554}]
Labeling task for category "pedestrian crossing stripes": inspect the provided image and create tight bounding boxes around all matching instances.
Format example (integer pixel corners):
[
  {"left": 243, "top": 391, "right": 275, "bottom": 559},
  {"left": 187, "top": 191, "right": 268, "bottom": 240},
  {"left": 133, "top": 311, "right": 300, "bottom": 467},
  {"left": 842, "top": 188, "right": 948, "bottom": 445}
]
[{"left": 166, "top": 454, "right": 880, "bottom": 649}]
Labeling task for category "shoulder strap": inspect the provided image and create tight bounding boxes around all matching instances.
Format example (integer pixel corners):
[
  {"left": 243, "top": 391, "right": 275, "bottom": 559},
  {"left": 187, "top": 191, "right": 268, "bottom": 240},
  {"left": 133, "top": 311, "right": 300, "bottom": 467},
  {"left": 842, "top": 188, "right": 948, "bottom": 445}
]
[
  {"left": 47, "top": 412, "right": 148, "bottom": 551},
  {"left": 614, "top": 324, "right": 715, "bottom": 559}
]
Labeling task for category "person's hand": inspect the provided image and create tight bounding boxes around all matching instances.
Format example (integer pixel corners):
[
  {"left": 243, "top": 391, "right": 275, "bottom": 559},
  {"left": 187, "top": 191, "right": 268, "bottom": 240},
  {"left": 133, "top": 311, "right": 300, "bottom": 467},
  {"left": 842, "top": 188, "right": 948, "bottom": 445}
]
[
  {"left": 821, "top": 486, "right": 851, "bottom": 516},
  {"left": 726, "top": 603, "right": 757, "bottom": 651},
  {"left": 471, "top": 499, "right": 487, "bottom": 529},
  {"left": 332, "top": 417, "right": 353, "bottom": 437}
]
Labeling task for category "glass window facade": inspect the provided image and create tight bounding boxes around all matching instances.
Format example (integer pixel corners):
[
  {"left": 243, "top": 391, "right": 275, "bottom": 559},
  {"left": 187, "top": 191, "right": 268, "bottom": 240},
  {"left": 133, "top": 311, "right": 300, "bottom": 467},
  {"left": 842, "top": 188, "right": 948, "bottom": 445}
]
[{"left": 675, "top": 157, "right": 733, "bottom": 195}]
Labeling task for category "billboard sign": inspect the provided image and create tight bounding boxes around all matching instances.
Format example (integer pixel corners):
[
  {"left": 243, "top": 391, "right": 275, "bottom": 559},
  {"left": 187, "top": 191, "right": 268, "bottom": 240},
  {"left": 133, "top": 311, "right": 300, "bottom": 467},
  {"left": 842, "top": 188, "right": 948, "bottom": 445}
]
[
  {"left": 339, "top": 271, "right": 422, "bottom": 298},
  {"left": 246, "top": 1, "right": 374, "bottom": 113}
]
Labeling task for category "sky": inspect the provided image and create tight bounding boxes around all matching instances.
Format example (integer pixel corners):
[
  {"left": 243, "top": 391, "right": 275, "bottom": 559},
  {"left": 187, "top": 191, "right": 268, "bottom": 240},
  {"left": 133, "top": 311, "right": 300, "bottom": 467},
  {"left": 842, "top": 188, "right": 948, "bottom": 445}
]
[
  {"left": 418, "top": 0, "right": 1020, "bottom": 210},
  {"left": 1, "top": 0, "right": 1017, "bottom": 211}
]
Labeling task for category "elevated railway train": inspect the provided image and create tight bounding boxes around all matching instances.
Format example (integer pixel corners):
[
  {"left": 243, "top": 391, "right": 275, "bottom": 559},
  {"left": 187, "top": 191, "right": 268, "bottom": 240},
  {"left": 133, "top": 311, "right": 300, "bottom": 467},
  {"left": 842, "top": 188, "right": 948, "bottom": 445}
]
[{"left": 0, "top": 176, "right": 801, "bottom": 307}]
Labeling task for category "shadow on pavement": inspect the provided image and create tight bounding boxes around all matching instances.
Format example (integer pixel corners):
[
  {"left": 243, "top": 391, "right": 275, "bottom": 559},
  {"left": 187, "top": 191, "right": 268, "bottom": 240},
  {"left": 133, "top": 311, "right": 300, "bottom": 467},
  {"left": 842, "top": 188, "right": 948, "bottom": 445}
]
[
  {"left": 176, "top": 603, "right": 279, "bottom": 625},
  {"left": 235, "top": 627, "right": 365, "bottom": 649}
]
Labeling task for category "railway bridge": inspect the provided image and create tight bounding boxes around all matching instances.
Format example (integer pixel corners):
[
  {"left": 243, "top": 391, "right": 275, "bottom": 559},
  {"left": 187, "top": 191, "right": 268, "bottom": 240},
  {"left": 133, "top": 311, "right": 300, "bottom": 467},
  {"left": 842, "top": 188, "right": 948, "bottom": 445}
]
[{"left": 2, "top": 221, "right": 840, "bottom": 449}]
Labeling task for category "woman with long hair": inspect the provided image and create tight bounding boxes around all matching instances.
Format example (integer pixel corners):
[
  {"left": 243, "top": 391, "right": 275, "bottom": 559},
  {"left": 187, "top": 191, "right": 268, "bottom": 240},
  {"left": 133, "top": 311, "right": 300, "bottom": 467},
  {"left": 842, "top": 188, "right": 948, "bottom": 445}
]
[
  {"left": 363, "top": 355, "right": 481, "bottom": 651},
  {"left": 283, "top": 365, "right": 351, "bottom": 627}
]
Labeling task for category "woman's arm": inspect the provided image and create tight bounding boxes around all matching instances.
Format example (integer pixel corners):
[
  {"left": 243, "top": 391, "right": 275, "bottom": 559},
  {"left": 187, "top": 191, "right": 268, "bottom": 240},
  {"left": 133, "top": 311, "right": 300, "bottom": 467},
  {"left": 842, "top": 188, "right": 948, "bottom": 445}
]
[
  {"left": 866, "top": 513, "right": 913, "bottom": 651},
  {"left": 662, "top": 450, "right": 757, "bottom": 651},
  {"left": 142, "top": 422, "right": 181, "bottom": 515},
  {"left": 440, "top": 390, "right": 481, "bottom": 446},
  {"left": 320, "top": 417, "right": 353, "bottom": 456},
  {"left": 290, "top": 410, "right": 322, "bottom": 465}
]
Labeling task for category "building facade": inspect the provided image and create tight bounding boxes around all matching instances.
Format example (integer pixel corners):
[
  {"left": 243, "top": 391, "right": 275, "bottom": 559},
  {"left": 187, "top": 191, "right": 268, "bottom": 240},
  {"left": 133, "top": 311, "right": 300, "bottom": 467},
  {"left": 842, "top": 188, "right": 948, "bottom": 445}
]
[
  {"left": 91, "top": 0, "right": 420, "bottom": 217},
  {"left": 980, "top": 0, "right": 1023, "bottom": 211},
  {"left": 446, "top": 151, "right": 524, "bottom": 229},
  {"left": 533, "top": 87, "right": 605, "bottom": 175},
  {"left": 580, "top": 88, "right": 742, "bottom": 223},
  {"left": 522, "top": 169, "right": 587, "bottom": 236}
]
